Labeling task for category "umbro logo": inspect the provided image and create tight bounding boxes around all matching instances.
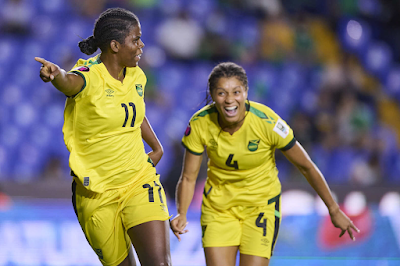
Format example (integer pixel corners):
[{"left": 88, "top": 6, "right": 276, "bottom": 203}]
[
  {"left": 105, "top": 89, "right": 114, "bottom": 97},
  {"left": 261, "top": 238, "right": 270, "bottom": 247}
]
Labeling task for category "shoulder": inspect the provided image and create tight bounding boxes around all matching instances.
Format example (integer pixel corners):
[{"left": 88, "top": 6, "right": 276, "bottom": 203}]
[
  {"left": 70, "top": 54, "right": 102, "bottom": 75},
  {"left": 127, "top": 66, "right": 147, "bottom": 87},
  {"left": 127, "top": 65, "right": 146, "bottom": 79},
  {"left": 190, "top": 104, "right": 217, "bottom": 122},
  {"left": 247, "top": 101, "right": 279, "bottom": 123},
  {"left": 69, "top": 55, "right": 103, "bottom": 97}
]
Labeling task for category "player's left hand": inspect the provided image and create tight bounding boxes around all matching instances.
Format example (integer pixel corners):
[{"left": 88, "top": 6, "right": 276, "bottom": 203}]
[
  {"left": 170, "top": 214, "right": 189, "bottom": 241},
  {"left": 329, "top": 207, "right": 360, "bottom": 241}
]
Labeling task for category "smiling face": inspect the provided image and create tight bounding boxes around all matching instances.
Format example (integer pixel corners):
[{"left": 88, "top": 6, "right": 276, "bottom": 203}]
[
  {"left": 119, "top": 23, "right": 144, "bottom": 67},
  {"left": 211, "top": 76, "right": 248, "bottom": 128}
]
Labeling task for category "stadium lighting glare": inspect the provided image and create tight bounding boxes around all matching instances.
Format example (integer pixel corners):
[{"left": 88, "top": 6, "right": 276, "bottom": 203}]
[
  {"left": 379, "top": 192, "right": 400, "bottom": 216},
  {"left": 281, "top": 190, "right": 314, "bottom": 215},
  {"left": 347, "top": 20, "right": 363, "bottom": 41},
  {"left": 344, "top": 191, "right": 367, "bottom": 216}
]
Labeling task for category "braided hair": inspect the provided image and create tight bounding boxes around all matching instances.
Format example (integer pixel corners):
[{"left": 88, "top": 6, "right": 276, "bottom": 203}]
[
  {"left": 78, "top": 8, "right": 140, "bottom": 55},
  {"left": 206, "top": 62, "right": 249, "bottom": 105}
]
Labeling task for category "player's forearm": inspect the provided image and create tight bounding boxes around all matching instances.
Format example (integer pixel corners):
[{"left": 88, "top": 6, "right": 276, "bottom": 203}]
[
  {"left": 141, "top": 117, "right": 163, "bottom": 165},
  {"left": 175, "top": 176, "right": 196, "bottom": 216},
  {"left": 51, "top": 70, "right": 82, "bottom": 96},
  {"left": 300, "top": 163, "right": 339, "bottom": 212}
]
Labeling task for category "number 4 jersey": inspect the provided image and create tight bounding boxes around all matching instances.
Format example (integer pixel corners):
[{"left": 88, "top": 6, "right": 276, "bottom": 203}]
[
  {"left": 182, "top": 101, "right": 296, "bottom": 211},
  {"left": 63, "top": 54, "right": 148, "bottom": 193}
]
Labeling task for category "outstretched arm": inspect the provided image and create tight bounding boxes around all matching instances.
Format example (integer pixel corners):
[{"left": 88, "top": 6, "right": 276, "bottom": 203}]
[
  {"left": 141, "top": 116, "right": 163, "bottom": 166},
  {"left": 170, "top": 150, "right": 203, "bottom": 241},
  {"left": 282, "top": 141, "right": 360, "bottom": 240},
  {"left": 35, "top": 57, "right": 83, "bottom": 97}
]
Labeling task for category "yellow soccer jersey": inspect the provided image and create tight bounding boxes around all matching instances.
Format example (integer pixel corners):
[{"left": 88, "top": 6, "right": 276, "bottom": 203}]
[
  {"left": 63, "top": 54, "right": 149, "bottom": 193},
  {"left": 182, "top": 101, "right": 296, "bottom": 210}
]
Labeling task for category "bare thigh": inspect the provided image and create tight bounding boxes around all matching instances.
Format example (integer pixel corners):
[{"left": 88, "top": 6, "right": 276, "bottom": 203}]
[
  {"left": 204, "top": 246, "right": 238, "bottom": 266},
  {"left": 239, "top": 253, "right": 269, "bottom": 266},
  {"left": 128, "top": 220, "right": 171, "bottom": 266}
]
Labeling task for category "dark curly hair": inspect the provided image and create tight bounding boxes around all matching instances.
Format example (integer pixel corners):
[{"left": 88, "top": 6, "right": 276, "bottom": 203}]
[
  {"left": 78, "top": 8, "right": 139, "bottom": 55},
  {"left": 206, "top": 62, "right": 249, "bottom": 104}
]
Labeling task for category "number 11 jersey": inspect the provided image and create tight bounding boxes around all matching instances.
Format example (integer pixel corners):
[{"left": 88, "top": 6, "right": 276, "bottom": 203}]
[
  {"left": 63, "top": 54, "right": 148, "bottom": 193},
  {"left": 182, "top": 101, "right": 296, "bottom": 211}
]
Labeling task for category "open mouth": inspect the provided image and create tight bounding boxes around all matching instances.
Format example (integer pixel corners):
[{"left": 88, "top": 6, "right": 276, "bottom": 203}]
[
  {"left": 135, "top": 53, "right": 142, "bottom": 60},
  {"left": 224, "top": 106, "right": 238, "bottom": 116}
]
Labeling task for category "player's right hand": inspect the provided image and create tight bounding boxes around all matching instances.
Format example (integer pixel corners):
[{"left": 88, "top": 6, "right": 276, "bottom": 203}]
[
  {"left": 35, "top": 57, "right": 61, "bottom": 82},
  {"left": 170, "top": 214, "right": 189, "bottom": 241},
  {"left": 329, "top": 207, "right": 360, "bottom": 241}
]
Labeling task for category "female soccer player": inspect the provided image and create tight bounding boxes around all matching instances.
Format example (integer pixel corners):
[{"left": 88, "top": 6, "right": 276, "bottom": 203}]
[
  {"left": 170, "top": 62, "right": 360, "bottom": 266},
  {"left": 35, "top": 8, "right": 171, "bottom": 266}
]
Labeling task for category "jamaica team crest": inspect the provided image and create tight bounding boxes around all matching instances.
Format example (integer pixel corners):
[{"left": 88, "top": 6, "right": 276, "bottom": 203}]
[
  {"left": 248, "top": 139, "right": 260, "bottom": 152},
  {"left": 135, "top": 84, "right": 143, "bottom": 97}
]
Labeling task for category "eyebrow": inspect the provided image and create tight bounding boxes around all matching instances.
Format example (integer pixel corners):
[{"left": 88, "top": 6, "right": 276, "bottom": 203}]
[{"left": 216, "top": 86, "right": 242, "bottom": 90}]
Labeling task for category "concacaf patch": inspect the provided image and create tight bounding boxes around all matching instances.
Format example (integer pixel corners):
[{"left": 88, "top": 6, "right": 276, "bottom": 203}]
[
  {"left": 72, "top": 66, "right": 90, "bottom": 72},
  {"left": 273, "top": 118, "right": 289, "bottom": 138},
  {"left": 184, "top": 123, "right": 191, "bottom": 136}
]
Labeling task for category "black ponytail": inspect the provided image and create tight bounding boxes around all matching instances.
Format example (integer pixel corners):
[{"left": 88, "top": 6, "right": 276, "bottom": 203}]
[{"left": 78, "top": 35, "right": 98, "bottom": 55}]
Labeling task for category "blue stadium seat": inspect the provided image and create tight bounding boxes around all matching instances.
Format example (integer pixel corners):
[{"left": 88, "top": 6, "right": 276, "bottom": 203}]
[
  {"left": 155, "top": 61, "right": 187, "bottom": 95},
  {"left": 298, "top": 88, "right": 319, "bottom": 115},
  {"left": 338, "top": 18, "right": 371, "bottom": 56},
  {"left": 12, "top": 101, "right": 38, "bottom": 129},
  {"left": 30, "top": 124, "right": 53, "bottom": 149},
  {"left": 159, "top": 0, "right": 184, "bottom": 16},
  {"left": 37, "top": 0, "right": 71, "bottom": 15},
  {"left": 279, "top": 61, "right": 306, "bottom": 92},
  {"left": 310, "top": 145, "right": 330, "bottom": 177},
  {"left": 327, "top": 148, "right": 356, "bottom": 184},
  {"left": 362, "top": 41, "right": 393, "bottom": 81},
  {"left": 387, "top": 153, "right": 400, "bottom": 184},
  {"left": 236, "top": 17, "right": 259, "bottom": 49},
  {"left": 187, "top": 0, "right": 216, "bottom": 24},
  {"left": 31, "top": 14, "right": 60, "bottom": 42},
  {"left": 0, "top": 37, "right": 23, "bottom": 65},
  {"left": 190, "top": 62, "right": 213, "bottom": 89},
  {"left": 43, "top": 103, "right": 65, "bottom": 130},
  {"left": 146, "top": 101, "right": 167, "bottom": 132},
  {"left": 384, "top": 64, "right": 400, "bottom": 100},
  {"left": 0, "top": 145, "right": 14, "bottom": 180},
  {"left": 249, "top": 63, "right": 279, "bottom": 103}
]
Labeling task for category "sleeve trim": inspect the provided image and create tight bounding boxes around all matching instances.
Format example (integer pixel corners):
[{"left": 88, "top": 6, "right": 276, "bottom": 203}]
[
  {"left": 70, "top": 71, "right": 87, "bottom": 98},
  {"left": 280, "top": 137, "right": 296, "bottom": 151},
  {"left": 181, "top": 142, "right": 203, "bottom": 155}
]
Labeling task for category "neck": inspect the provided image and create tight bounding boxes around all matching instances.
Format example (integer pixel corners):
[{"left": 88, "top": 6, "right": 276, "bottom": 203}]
[
  {"left": 218, "top": 114, "right": 246, "bottom": 135},
  {"left": 100, "top": 53, "right": 124, "bottom": 82}
]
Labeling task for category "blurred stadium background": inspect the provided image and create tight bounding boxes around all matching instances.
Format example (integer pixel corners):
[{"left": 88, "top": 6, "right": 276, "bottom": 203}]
[{"left": 0, "top": 0, "right": 400, "bottom": 265}]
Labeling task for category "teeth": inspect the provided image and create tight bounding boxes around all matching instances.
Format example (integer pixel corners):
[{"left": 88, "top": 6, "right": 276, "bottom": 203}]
[{"left": 225, "top": 106, "right": 237, "bottom": 111}]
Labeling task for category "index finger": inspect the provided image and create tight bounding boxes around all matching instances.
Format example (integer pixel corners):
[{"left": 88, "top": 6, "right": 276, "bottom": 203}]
[
  {"left": 34, "top": 57, "right": 47, "bottom": 65},
  {"left": 350, "top": 223, "right": 360, "bottom": 233}
]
